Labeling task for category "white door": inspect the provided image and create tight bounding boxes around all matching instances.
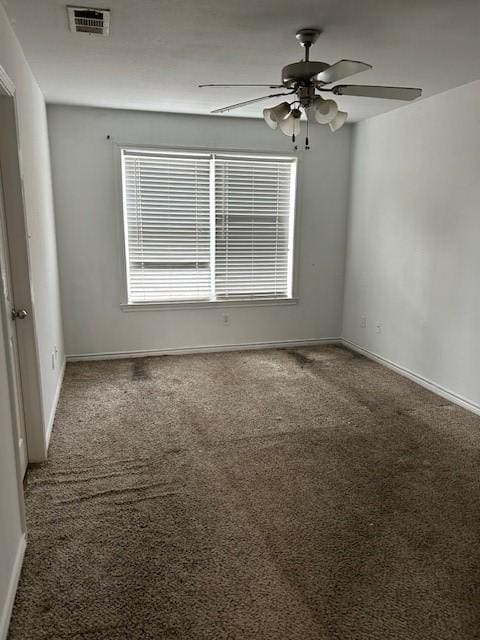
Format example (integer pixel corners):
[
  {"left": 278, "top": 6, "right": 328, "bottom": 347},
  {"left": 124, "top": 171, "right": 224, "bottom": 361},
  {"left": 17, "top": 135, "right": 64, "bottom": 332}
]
[{"left": 0, "top": 171, "right": 28, "bottom": 476}]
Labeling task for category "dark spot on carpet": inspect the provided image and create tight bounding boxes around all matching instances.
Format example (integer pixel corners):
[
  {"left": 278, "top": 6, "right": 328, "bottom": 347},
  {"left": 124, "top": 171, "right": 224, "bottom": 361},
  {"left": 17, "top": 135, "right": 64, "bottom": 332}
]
[
  {"left": 286, "top": 350, "right": 314, "bottom": 366},
  {"left": 131, "top": 358, "right": 149, "bottom": 380},
  {"left": 9, "top": 345, "right": 480, "bottom": 640}
]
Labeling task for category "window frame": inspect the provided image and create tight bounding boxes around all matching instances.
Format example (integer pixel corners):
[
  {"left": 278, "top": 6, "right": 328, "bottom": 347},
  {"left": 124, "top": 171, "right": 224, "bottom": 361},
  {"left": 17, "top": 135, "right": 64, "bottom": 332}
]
[{"left": 116, "top": 143, "right": 302, "bottom": 311}]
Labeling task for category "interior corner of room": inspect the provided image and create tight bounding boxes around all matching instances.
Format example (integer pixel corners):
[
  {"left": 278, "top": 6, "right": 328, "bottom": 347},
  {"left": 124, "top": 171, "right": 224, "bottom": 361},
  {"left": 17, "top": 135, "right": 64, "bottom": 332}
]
[{"left": 1, "top": 1, "right": 480, "bottom": 638}]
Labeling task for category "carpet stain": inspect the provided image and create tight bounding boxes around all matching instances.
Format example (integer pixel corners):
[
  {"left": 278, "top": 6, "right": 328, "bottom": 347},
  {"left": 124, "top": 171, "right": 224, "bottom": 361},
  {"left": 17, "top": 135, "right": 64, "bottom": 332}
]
[
  {"left": 286, "top": 349, "right": 315, "bottom": 367},
  {"left": 8, "top": 345, "right": 480, "bottom": 640},
  {"left": 131, "top": 358, "right": 149, "bottom": 380}
]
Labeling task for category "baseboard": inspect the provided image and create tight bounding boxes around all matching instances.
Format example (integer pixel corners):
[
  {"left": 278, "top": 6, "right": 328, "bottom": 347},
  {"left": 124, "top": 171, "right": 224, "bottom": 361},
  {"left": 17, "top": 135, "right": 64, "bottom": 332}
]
[
  {"left": 0, "top": 533, "right": 26, "bottom": 640},
  {"left": 66, "top": 338, "right": 342, "bottom": 362},
  {"left": 45, "top": 357, "right": 66, "bottom": 449},
  {"left": 67, "top": 338, "right": 480, "bottom": 416},
  {"left": 341, "top": 338, "right": 480, "bottom": 417}
]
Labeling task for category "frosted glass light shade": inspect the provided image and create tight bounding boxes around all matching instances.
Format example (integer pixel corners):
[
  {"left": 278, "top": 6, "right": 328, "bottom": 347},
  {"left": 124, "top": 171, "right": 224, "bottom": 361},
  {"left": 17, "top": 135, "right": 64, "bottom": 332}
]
[
  {"left": 263, "top": 102, "right": 291, "bottom": 129},
  {"left": 279, "top": 112, "right": 301, "bottom": 137},
  {"left": 329, "top": 110, "right": 348, "bottom": 132},
  {"left": 313, "top": 97, "right": 338, "bottom": 124}
]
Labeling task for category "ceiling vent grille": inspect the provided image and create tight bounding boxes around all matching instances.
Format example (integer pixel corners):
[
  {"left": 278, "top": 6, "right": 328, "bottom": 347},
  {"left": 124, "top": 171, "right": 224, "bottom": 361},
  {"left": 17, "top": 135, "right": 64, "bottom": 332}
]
[{"left": 67, "top": 6, "right": 110, "bottom": 35}]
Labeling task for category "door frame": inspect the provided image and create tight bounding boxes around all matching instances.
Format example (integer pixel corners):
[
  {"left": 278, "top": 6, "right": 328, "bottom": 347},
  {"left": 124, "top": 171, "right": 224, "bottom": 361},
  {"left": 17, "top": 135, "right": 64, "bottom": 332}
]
[{"left": 0, "top": 64, "right": 47, "bottom": 463}]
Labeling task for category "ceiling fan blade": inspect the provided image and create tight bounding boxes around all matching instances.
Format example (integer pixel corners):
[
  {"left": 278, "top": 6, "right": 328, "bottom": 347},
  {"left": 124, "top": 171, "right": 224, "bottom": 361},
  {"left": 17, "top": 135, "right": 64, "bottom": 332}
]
[
  {"left": 199, "top": 84, "right": 284, "bottom": 88},
  {"left": 332, "top": 85, "right": 422, "bottom": 100},
  {"left": 314, "top": 60, "right": 372, "bottom": 85},
  {"left": 211, "top": 92, "right": 293, "bottom": 114}
]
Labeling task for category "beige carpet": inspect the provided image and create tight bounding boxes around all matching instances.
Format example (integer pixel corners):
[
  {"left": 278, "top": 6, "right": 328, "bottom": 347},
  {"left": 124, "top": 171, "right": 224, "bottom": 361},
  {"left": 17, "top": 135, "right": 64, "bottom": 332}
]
[{"left": 8, "top": 345, "right": 480, "bottom": 639}]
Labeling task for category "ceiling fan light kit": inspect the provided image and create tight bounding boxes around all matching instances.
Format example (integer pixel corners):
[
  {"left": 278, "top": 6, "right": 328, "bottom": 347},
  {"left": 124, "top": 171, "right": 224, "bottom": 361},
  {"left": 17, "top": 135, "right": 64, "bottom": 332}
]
[
  {"left": 200, "top": 27, "right": 422, "bottom": 150},
  {"left": 263, "top": 102, "right": 291, "bottom": 129},
  {"left": 312, "top": 96, "right": 338, "bottom": 124},
  {"left": 279, "top": 110, "right": 302, "bottom": 137},
  {"left": 329, "top": 110, "right": 348, "bottom": 132}
]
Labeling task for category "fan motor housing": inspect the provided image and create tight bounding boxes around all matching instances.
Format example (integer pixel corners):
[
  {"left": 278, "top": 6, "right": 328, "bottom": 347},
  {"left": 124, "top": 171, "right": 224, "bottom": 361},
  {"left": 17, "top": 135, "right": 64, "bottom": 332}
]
[{"left": 281, "top": 61, "right": 330, "bottom": 88}]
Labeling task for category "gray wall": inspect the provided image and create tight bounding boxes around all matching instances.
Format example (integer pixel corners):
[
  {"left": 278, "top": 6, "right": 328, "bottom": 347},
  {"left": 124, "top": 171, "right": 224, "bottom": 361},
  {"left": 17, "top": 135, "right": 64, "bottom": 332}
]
[
  {"left": 48, "top": 105, "right": 352, "bottom": 357},
  {"left": 0, "top": 3, "right": 62, "bottom": 635},
  {"left": 343, "top": 79, "right": 480, "bottom": 409},
  {"left": 0, "top": 6, "right": 64, "bottom": 441}
]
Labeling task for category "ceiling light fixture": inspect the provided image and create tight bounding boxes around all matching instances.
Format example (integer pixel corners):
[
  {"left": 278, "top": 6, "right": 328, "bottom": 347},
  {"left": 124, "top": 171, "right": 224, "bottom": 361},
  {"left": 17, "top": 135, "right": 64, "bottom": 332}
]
[
  {"left": 278, "top": 108, "right": 302, "bottom": 138},
  {"left": 200, "top": 27, "right": 422, "bottom": 150},
  {"left": 312, "top": 96, "right": 338, "bottom": 124},
  {"left": 263, "top": 102, "right": 291, "bottom": 129},
  {"left": 263, "top": 94, "right": 345, "bottom": 146},
  {"left": 329, "top": 110, "right": 348, "bottom": 132}
]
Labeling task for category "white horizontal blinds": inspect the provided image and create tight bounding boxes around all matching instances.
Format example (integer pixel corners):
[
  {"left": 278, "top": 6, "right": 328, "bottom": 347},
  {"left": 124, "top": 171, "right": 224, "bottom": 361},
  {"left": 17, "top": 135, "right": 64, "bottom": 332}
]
[
  {"left": 123, "top": 151, "right": 211, "bottom": 302},
  {"left": 214, "top": 156, "right": 294, "bottom": 300}
]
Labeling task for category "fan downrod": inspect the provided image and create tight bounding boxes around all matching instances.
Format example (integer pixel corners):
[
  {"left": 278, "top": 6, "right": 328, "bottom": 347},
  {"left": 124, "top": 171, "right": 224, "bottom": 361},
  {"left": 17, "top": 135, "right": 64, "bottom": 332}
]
[{"left": 295, "top": 28, "right": 322, "bottom": 61}]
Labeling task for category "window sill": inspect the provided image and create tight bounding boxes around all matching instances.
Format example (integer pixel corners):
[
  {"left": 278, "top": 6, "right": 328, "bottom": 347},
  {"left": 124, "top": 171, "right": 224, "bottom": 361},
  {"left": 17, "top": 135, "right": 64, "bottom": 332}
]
[{"left": 120, "top": 298, "right": 298, "bottom": 312}]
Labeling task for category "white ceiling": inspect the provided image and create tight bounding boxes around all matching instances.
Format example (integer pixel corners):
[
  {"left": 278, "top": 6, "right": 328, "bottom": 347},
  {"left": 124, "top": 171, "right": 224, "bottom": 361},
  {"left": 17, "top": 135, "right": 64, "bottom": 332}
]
[{"left": 4, "top": 0, "right": 480, "bottom": 121}]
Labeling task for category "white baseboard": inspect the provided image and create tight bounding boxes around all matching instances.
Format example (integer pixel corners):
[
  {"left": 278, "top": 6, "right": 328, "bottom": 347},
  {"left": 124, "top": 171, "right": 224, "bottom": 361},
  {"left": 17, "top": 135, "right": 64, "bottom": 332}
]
[
  {"left": 66, "top": 338, "right": 341, "bottom": 362},
  {"left": 0, "top": 533, "right": 26, "bottom": 640},
  {"left": 342, "top": 338, "right": 480, "bottom": 417},
  {"left": 45, "top": 357, "right": 66, "bottom": 450}
]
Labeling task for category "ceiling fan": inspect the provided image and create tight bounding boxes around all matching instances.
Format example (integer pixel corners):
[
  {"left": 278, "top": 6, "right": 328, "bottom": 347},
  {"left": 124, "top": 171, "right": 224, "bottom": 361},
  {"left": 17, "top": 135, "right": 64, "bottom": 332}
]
[{"left": 199, "top": 28, "right": 422, "bottom": 149}]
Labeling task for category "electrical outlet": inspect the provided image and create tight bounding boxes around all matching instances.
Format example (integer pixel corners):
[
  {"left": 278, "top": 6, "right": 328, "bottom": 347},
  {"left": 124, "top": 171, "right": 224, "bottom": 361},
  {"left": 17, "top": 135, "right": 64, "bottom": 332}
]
[
  {"left": 222, "top": 313, "right": 230, "bottom": 325},
  {"left": 376, "top": 322, "right": 382, "bottom": 334},
  {"left": 360, "top": 315, "right": 367, "bottom": 328}
]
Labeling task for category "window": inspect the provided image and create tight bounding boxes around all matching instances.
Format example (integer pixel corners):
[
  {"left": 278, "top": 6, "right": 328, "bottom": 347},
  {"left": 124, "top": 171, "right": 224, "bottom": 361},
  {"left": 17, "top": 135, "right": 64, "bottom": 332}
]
[{"left": 121, "top": 148, "right": 297, "bottom": 304}]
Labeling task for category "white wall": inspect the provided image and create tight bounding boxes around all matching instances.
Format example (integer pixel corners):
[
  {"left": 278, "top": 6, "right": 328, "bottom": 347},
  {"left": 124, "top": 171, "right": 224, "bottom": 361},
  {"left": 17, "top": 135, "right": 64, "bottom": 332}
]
[
  {"left": 48, "top": 105, "right": 352, "bottom": 357},
  {"left": 343, "top": 79, "right": 480, "bottom": 410},
  {"left": 0, "top": 4, "right": 64, "bottom": 449}
]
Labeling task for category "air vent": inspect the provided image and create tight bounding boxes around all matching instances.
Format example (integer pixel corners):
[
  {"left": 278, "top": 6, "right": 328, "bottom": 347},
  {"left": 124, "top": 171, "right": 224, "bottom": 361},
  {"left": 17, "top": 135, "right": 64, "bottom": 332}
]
[{"left": 67, "top": 6, "right": 110, "bottom": 35}]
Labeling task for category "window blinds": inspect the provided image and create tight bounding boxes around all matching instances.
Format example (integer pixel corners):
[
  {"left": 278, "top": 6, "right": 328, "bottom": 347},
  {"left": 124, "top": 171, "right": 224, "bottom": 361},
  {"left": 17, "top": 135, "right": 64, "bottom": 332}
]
[
  {"left": 122, "top": 149, "right": 296, "bottom": 304},
  {"left": 215, "top": 156, "right": 294, "bottom": 299},
  {"left": 123, "top": 151, "right": 211, "bottom": 302}
]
